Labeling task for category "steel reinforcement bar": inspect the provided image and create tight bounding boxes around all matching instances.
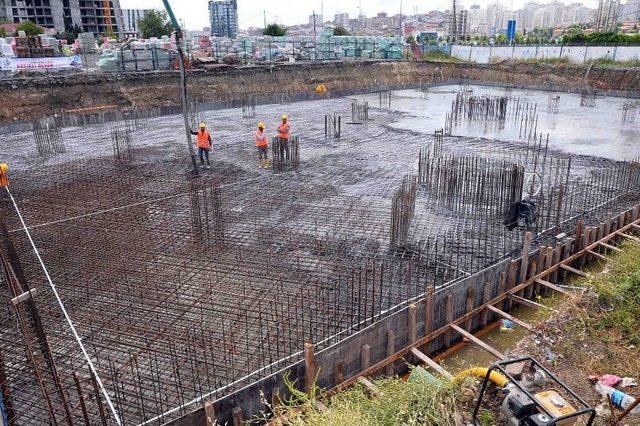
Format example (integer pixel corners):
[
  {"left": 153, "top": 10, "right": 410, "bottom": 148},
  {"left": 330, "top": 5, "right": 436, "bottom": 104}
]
[{"left": 167, "top": 203, "right": 640, "bottom": 425}]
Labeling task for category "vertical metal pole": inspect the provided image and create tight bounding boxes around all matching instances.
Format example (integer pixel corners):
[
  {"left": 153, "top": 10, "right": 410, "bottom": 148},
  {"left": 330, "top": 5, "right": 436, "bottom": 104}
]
[
  {"left": 176, "top": 36, "right": 199, "bottom": 171},
  {"left": 162, "top": 0, "right": 198, "bottom": 171},
  {"left": 313, "top": 10, "right": 317, "bottom": 61}
]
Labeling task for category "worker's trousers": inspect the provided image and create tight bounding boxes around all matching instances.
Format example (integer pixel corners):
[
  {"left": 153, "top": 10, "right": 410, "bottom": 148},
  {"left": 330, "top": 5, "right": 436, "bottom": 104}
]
[{"left": 198, "top": 147, "right": 210, "bottom": 165}]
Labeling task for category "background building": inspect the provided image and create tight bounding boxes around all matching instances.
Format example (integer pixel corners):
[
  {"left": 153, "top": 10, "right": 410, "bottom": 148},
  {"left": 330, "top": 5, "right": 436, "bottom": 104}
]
[
  {"left": 448, "top": 9, "right": 470, "bottom": 38},
  {"left": 0, "top": 0, "right": 124, "bottom": 37},
  {"left": 309, "top": 13, "right": 323, "bottom": 27},
  {"left": 122, "top": 8, "right": 151, "bottom": 36},
  {"left": 334, "top": 12, "right": 349, "bottom": 28},
  {"left": 209, "top": 0, "right": 238, "bottom": 38}
]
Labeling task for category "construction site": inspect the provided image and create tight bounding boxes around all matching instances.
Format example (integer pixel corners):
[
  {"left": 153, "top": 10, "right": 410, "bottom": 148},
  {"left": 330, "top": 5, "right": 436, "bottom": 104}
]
[{"left": 1, "top": 58, "right": 640, "bottom": 425}]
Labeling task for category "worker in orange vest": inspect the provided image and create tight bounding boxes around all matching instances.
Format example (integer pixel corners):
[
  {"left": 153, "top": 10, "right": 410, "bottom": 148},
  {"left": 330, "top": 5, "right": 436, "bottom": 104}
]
[
  {"left": 190, "top": 122, "right": 212, "bottom": 169},
  {"left": 255, "top": 122, "right": 270, "bottom": 168},
  {"left": 277, "top": 114, "right": 291, "bottom": 163},
  {"left": 0, "top": 163, "right": 8, "bottom": 188}
]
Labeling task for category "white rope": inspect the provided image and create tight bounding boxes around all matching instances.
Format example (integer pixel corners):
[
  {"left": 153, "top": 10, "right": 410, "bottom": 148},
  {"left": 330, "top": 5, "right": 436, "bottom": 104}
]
[{"left": 5, "top": 187, "right": 122, "bottom": 425}]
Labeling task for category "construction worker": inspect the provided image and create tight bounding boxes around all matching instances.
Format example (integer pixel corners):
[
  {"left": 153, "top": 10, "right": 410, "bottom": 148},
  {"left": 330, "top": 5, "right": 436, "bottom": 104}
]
[
  {"left": 315, "top": 84, "right": 327, "bottom": 96},
  {"left": 277, "top": 114, "right": 291, "bottom": 163},
  {"left": 190, "top": 122, "right": 212, "bottom": 169},
  {"left": 0, "top": 163, "right": 8, "bottom": 188},
  {"left": 255, "top": 122, "right": 270, "bottom": 168}
]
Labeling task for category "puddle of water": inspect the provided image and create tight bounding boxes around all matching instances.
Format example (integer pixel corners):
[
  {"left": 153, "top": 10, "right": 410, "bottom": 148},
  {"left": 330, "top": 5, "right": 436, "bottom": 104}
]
[
  {"left": 354, "top": 86, "right": 640, "bottom": 161},
  {"left": 439, "top": 296, "right": 562, "bottom": 374}
]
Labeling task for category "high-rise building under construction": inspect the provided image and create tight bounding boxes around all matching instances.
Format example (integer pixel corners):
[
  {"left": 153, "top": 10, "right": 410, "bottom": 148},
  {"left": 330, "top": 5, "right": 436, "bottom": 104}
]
[
  {"left": 209, "top": 0, "right": 238, "bottom": 38},
  {"left": 0, "top": 0, "right": 124, "bottom": 37}
]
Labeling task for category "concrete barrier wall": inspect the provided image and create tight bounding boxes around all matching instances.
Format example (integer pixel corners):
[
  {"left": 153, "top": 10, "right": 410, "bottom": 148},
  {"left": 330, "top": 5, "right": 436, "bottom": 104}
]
[{"left": 451, "top": 44, "right": 640, "bottom": 64}]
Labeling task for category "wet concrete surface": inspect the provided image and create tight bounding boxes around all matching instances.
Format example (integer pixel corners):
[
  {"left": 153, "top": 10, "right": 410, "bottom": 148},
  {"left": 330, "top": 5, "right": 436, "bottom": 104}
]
[{"left": 356, "top": 85, "right": 640, "bottom": 161}]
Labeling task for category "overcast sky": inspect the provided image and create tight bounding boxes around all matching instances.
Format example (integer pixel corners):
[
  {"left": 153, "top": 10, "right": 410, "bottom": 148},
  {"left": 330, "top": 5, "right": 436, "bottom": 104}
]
[{"left": 121, "top": 0, "right": 601, "bottom": 31}]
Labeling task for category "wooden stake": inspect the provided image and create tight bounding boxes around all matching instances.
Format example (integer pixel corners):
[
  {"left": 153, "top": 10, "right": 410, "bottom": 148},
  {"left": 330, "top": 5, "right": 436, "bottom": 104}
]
[
  {"left": 304, "top": 342, "right": 316, "bottom": 395},
  {"left": 450, "top": 324, "right": 505, "bottom": 359},
  {"left": 334, "top": 362, "right": 344, "bottom": 384},
  {"left": 444, "top": 295, "right": 453, "bottom": 347},
  {"left": 486, "top": 305, "right": 533, "bottom": 331},
  {"left": 385, "top": 330, "right": 395, "bottom": 377},
  {"left": 361, "top": 344, "right": 371, "bottom": 371},
  {"left": 408, "top": 303, "right": 417, "bottom": 344},
  {"left": 410, "top": 347, "right": 453, "bottom": 380},
  {"left": 204, "top": 400, "right": 216, "bottom": 426},
  {"left": 232, "top": 407, "right": 244, "bottom": 426}
]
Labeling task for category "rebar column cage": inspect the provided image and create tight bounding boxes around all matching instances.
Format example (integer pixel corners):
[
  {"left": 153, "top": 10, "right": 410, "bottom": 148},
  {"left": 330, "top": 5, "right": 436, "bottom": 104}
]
[
  {"left": 418, "top": 152, "right": 524, "bottom": 218},
  {"left": 189, "top": 179, "right": 225, "bottom": 244},
  {"left": 379, "top": 91, "right": 392, "bottom": 108},
  {"left": 622, "top": 101, "right": 638, "bottom": 123},
  {"left": 33, "top": 125, "right": 66, "bottom": 157},
  {"left": 271, "top": 135, "right": 300, "bottom": 172},
  {"left": 390, "top": 174, "right": 418, "bottom": 249},
  {"left": 111, "top": 129, "right": 134, "bottom": 162},
  {"left": 324, "top": 114, "right": 342, "bottom": 139},
  {"left": 580, "top": 88, "right": 597, "bottom": 107},
  {"left": 547, "top": 93, "right": 560, "bottom": 113},
  {"left": 241, "top": 98, "right": 257, "bottom": 118},
  {"left": 350, "top": 100, "right": 369, "bottom": 124}
]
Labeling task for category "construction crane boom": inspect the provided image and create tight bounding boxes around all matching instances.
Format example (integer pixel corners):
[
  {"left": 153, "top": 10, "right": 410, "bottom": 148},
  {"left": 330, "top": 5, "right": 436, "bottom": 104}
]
[{"left": 103, "top": 0, "right": 113, "bottom": 34}]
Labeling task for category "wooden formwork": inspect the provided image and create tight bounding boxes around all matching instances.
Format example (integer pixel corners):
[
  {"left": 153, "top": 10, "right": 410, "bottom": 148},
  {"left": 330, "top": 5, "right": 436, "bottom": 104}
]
[{"left": 169, "top": 204, "right": 640, "bottom": 426}]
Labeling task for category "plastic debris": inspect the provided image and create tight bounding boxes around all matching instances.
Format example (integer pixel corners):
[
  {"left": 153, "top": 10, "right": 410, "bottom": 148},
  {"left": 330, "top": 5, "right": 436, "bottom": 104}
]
[
  {"left": 500, "top": 319, "right": 515, "bottom": 332},
  {"left": 597, "top": 374, "right": 623, "bottom": 387}
]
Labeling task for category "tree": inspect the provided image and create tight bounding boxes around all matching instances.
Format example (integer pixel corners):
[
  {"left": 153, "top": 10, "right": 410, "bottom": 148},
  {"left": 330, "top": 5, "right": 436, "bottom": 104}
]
[
  {"left": 0, "top": 28, "right": 6, "bottom": 38},
  {"left": 138, "top": 10, "right": 173, "bottom": 39},
  {"left": 14, "top": 20, "right": 44, "bottom": 36},
  {"left": 263, "top": 23, "right": 287, "bottom": 37},
  {"left": 405, "top": 35, "right": 415, "bottom": 44},
  {"left": 54, "top": 24, "right": 82, "bottom": 44},
  {"left": 333, "top": 26, "right": 350, "bottom": 36}
]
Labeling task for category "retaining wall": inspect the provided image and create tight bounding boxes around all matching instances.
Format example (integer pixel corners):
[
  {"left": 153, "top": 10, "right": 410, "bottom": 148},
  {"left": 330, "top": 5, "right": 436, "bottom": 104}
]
[
  {"left": 2, "top": 60, "right": 640, "bottom": 124},
  {"left": 167, "top": 204, "right": 640, "bottom": 425}
]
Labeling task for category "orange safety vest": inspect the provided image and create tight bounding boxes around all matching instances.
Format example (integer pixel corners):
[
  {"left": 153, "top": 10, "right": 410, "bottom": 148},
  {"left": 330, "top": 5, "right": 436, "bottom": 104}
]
[
  {"left": 277, "top": 122, "right": 290, "bottom": 139},
  {"left": 255, "top": 130, "right": 268, "bottom": 147},
  {"left": 196, "top": 130, "right": 211, "bottom": 149}
]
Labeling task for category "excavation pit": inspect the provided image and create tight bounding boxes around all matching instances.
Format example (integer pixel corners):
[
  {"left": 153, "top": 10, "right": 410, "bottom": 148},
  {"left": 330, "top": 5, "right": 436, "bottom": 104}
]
[{"left": 0, "top": 84, "right": 639, "bottom": 424}]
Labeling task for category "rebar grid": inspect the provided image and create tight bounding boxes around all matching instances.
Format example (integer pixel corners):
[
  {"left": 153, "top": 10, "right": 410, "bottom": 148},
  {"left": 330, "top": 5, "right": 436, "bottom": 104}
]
[{"left": 0, "top": 87, "right": 638, "bottom": 425}]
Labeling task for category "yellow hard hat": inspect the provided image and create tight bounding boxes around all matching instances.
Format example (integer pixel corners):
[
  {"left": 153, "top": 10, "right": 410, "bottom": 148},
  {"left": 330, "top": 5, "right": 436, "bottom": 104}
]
[
  {"left": 282, "top": 114, "right": 288, "bottom": 120},
  {"left": 0, "top": 163, "right": 7, "bottom": 174},
  {"left": 258, "top": 122, "right": 265, "bottom": 128},
  {"left": 199, "top": 122, "right": 206, "bottom": 128}
]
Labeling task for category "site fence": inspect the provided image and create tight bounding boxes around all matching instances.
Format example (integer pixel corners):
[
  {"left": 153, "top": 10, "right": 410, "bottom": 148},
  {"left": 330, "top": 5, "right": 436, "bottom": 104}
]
[{"left": 451, "top": 43, "right": 640, "bottom": 64}]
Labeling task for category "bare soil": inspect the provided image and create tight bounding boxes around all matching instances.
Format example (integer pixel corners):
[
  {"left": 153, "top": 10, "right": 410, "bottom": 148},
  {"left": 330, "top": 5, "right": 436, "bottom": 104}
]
[{"left": 509, "top": 290, "right": 640, "bottom": 425}]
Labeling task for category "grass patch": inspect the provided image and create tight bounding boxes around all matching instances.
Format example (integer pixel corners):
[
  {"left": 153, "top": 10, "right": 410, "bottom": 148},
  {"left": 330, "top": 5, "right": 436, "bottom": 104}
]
[
  {"left": 423, "top": 50, "right": 462, "bottom": 63},
  {"left": 584, "top": 241, "right": 640, "bottom": 344},
  {"left": 268, "top": 369, "right": 475, "bottom": 426},
  {"left": 517, "top": 57, "right": 572, "bottom": 65},
  {"left": 589, "top": 57, "right": 640, "bottom": 68}
]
